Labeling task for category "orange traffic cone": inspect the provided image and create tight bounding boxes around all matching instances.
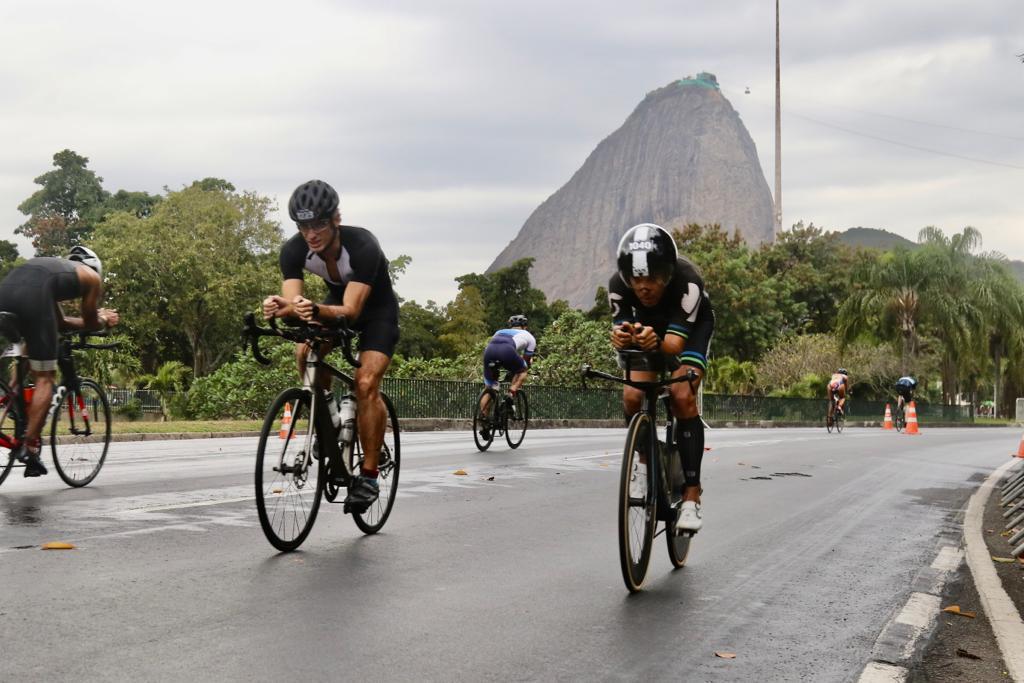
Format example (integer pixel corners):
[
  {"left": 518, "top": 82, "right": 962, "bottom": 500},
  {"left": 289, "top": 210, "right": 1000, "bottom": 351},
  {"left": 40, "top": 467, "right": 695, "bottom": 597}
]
[
  {"left": 904, "top": 401, "right": 920, "bottom": 435},
  {"left": 279, "top": 402, "right": 294, "bottom": 440},
  {"left": 1013, "top": 433, "right": 1024, "bottom": 458},
  {"left": 883, "top": 404, "right": 894, "bottom": 430}
]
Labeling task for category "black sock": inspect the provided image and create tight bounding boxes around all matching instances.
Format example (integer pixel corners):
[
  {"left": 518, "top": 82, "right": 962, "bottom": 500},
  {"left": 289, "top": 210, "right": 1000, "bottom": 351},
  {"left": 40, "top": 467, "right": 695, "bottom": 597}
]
[{"left": 675, "top": 416, "right": 704, "bottom": 489}]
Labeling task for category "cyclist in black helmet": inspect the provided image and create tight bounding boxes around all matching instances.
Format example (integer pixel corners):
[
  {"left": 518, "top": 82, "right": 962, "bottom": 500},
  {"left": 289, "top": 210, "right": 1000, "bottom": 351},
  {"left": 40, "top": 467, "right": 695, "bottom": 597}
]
[
  {"left": 476, "top": 314, "right": 537, "bottom": 439},
  {"left": 262, "top": 180, "right": 399, "bottom": 509},
  {"left": 0, "top": 246, "right": 120, "bottom": 476},
  {"left": 607, "top": 223, "right": 715, "bottom": 533}
]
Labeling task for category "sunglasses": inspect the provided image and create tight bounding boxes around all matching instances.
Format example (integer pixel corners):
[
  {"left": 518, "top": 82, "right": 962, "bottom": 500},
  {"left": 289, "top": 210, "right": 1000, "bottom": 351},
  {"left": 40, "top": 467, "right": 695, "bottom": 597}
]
[{"left": 297, "top": 218, "right": 333, "bottom": 234}]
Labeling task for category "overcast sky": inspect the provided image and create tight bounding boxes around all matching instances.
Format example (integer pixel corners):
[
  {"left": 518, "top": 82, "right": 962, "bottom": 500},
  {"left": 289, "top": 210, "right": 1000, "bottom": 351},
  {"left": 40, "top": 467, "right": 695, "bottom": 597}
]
[{"left": 1, "top": 0, "right": 1021, "bottom": 305}]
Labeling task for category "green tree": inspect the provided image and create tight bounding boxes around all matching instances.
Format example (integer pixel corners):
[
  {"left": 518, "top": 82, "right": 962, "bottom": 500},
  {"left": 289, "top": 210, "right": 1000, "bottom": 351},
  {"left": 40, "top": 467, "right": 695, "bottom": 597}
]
[
  {"left": 396, "top": 300, "right": 447, "bottom": 359},
  {"left": 438, "top": 286, "right": 488, "bottom": 355},
  {"left": 16, "top": 149, "right": 110, "bottom": 254},
  {"left": 455, "top": 258, "right": 554, "bottom": 333},
  {"left": 101, "top": 190, "right": 162, "bottom": 219},
  {"left": 530, "top": 310, "right": 619, "bottom": 388},
  {"left": 93, "top": 184, "right": 281, "bottom": 376},
  {"left": 138, "top": 360, "right": 191, "bottom": 421},
  {"left": 0, "top": 240, "right": 23, "bottom": 280}
]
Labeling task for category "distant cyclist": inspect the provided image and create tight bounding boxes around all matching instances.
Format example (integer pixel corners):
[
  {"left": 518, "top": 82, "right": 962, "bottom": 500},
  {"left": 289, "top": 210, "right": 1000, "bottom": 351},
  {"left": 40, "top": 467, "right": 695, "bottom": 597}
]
[
  {"left": 894, "top": 375, "right": 917, "bottom": 413},
  {"left": 608, "top": 223, "right": 715, "bottom": 533},
  {"left": 477, "top": 315, "right": 536, "bottom": 440},
  {"left": 262, "top": 179, "right": 399, "bottom": 510},
  {"left": 827, "top": 368, "right": 849, "bottom": 424},
  {"left": 0, "top": 247, "right": 119, "bottom": 476}
]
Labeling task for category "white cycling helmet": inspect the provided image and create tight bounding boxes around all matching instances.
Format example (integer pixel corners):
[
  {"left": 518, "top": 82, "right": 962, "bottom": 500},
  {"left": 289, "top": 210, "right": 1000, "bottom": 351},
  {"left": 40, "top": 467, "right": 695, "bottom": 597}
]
[{"left": 68, "top": 245, "right": 102, "bottom": 279}]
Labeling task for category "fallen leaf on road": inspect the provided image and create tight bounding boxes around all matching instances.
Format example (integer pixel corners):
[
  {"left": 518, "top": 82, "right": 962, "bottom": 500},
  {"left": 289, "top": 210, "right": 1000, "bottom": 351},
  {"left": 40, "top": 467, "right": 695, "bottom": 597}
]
[
  {"left": 487, "top": 476, "right": 495, "bottom": 481},
  {"left": 453, "top": 469, "right": 467, "bottom": 476},
  {"left": 599, "top": 463, "right": 609, "bottom": 468},
  {"left": 942, "top": 606, "right": 976, "bottom": 618},
  {"left": 271, "top": 487, "right": 283, "bottom": 494},
  {"left": 714, "top": 652, "right": 736, "bottom": 659},
  {"left": 992, "top": 556, "right": 1017, "bottom": 563},
  {"left": 41, "top": 542, "right": 75, "bottom": 550},
  {"left": 704, "top": 447, "right": 712, "bottom": 451},
  {"left": 1001, "top": 530, "right": 1013, "bottom": 537},
  {"left": 737, "top": 462, "right": 746, "bottom": 466},
  {"left": 956, "top": 648, "right": 982, "bottom": 660}
]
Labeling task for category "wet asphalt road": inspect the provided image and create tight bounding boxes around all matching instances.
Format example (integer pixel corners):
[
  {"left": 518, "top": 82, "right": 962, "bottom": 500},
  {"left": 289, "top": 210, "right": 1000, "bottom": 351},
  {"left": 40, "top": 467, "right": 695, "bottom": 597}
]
[{"left": 0, "top": 427, "right": 1018, "bottom": 681}]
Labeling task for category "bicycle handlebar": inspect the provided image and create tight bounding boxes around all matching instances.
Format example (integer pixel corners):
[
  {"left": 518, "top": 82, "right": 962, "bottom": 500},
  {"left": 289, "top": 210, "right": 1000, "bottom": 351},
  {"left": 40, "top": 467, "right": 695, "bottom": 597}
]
[
  {"left": 242, "top": 312, "right": 361, "bottom": 369},
  {"left": 581, "top": 350, "right": 698, "bottom": 391}
]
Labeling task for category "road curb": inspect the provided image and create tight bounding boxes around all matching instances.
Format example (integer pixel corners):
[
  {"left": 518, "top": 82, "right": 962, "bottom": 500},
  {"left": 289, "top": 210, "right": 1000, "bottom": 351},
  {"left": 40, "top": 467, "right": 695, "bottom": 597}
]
[{"left": 964, "top": 457, "right": 1024, "bottom": 682}]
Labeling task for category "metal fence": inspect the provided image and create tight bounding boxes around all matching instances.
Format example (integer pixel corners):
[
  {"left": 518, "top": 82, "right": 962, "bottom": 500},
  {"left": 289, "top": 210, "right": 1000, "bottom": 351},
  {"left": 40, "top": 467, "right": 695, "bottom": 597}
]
[{"left": 110, "top": 380, "right": 975, "bottom": 423}]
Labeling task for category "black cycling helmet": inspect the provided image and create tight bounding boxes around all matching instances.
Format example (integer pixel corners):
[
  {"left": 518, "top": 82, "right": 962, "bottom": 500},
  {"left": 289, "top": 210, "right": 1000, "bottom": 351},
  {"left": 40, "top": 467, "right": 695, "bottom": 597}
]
[
  {"left": 616, "top": 223, "right": 678, "bottom": 285},
  {"left": 508, "top": 314, "right": 528, "bottom": 328},
  {"left": 68, "top": 245, "right": 102, "bottom": 279},
  {"left": 837, "top": 368, "right": 848, "bottom": 376},
  {"left": 288, "top": 180, "right": 339, "bottom": 223}
]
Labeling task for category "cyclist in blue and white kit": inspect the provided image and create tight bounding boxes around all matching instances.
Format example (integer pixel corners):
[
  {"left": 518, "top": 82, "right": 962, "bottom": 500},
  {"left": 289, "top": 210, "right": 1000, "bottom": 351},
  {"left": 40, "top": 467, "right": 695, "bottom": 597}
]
[
  {"left": 477, "top": 315, "right": 536, "bottom": 439},
  {"left": 894, "top": 375, "right": 917, "bottom": 413}
]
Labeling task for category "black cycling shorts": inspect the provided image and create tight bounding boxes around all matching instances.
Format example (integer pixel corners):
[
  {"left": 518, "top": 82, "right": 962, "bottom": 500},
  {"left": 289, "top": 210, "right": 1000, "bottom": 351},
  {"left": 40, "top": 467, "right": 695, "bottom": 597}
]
[
  {"left": 324, "top": 292, "right": 399, "bottom": 358},
  {"left": 483, "top": 336, "right": 527, "bottom": 387},
  {"left": 0, "top": 268, "right": 81, "bottom": 371}
]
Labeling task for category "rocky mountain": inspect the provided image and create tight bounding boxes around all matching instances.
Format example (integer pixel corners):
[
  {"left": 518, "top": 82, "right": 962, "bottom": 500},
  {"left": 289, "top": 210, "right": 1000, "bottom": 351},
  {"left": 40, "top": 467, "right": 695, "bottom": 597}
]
[{"left": 488, "top": 74, "right": 775, "bottom": 309}]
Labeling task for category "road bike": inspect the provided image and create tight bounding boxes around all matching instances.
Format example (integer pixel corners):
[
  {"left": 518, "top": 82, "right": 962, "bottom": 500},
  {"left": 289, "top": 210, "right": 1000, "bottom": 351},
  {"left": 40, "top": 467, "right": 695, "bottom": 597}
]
[
  {"left": 583, "top": 350, "right": 697, "bottom": 593},
  {"left": 0, "top": 313, "right": 117, "bottom": 487},
  {"left": 472, "top": 361, "right": 529, "bottom": 451},
  {"left": 826, "top": 393, "right": 845, "bottom": 434},
  {"left": 893, "top": 399, "right": 906, "bottom": 432},
  {"left": 243, "top": 313, "right": 400, "bottom": 552}
]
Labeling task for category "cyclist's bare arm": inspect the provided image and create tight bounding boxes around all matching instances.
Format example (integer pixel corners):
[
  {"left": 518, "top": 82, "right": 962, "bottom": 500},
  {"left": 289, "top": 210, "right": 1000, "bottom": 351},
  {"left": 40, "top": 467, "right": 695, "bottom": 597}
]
[
  {"left": 57, "top": 275, "right": 116, "bottom": 331},
  {"left": 312, "top": 281, "right": 372, "bottom": 323},
  {"left": 263, "top": 279, "right": 304, "bottom": 319}
]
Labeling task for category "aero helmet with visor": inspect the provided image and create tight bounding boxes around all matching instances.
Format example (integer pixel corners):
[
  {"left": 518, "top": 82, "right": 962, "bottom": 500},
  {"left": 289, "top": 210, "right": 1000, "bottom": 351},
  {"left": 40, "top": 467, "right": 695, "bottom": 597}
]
[
  {"left": 508, "top": 314, "right": 528, "bottom": 328},
  {"left": 616, "top": 223, "right": 678, "bottom": 286},
  {"left": 288, "top": 180, "right": 339, "bottom": 224},
  {"left": 68, "top": 245, "right": 102, "bottom": 279},
  {"left": 837, "top": 368, "right": 848, "bottom": 376}
]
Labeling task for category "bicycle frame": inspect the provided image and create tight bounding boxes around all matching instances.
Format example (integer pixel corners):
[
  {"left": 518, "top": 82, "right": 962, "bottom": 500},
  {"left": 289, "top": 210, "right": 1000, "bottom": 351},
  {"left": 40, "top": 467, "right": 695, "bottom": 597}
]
[{"left": 292, "top": 344, "right": 356, "bottom": 486}]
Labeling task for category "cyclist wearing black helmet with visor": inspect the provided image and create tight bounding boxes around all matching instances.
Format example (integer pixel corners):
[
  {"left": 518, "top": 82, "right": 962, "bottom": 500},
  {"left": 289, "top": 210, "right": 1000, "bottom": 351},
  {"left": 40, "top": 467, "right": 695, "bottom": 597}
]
[
  {"left": 607, "top": 224, "right": 715, "bottom": 533},
  {"left": 262, "top": 180, "right": 399, "bottom": 509}
]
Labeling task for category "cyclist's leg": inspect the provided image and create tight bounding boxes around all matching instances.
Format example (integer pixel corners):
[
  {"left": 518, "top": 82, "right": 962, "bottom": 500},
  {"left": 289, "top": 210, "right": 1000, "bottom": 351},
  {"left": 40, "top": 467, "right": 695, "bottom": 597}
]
[
  {"left": 508, "top": 357, "right": 529, "bottom": 395},
  {"left": 669, "top": 364, "right": 704, "bottom": 503},
  {"left": 827, "top": 385, "right": 835, "bottom": 419}
]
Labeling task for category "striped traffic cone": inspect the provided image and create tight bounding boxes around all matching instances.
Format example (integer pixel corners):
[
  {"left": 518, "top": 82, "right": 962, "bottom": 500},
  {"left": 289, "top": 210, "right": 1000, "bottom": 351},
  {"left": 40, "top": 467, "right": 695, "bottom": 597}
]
[
  {"left": 279, "top": 402, "right": 294, "bottom": 440},
  {"left": 1013, "top": 433, "right": 1024, "bottom": 458},
  {"left": 904, "top": 401, "right": 920, "bottom": 435},
  {"left": 883, "top": 404, "right": 893, "bottom": 430}
]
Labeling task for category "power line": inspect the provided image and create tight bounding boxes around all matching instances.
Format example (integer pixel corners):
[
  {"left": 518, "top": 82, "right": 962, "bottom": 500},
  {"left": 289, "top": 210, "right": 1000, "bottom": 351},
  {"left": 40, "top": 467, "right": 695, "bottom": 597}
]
[
  {"left": 830, "top": 106, "right": 1024, "bottom": 143},
  {"left": 788, "top": 112, "right": 1024, "bottom": 171}
]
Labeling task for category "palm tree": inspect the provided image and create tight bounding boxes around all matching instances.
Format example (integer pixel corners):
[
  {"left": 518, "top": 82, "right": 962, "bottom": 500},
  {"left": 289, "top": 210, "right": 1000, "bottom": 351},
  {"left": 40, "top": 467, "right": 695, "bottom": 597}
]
[{"left": 137, "top": 360, "right": 191, "bottom": 421}]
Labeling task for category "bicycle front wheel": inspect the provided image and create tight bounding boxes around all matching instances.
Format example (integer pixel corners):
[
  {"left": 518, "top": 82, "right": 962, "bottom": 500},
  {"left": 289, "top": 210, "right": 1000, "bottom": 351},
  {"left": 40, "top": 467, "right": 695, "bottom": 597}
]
[
  {"left": 473, "top": 388, "right": 496, "bottom": 452},
  {"left": 0, "top": 382, "right": 23, "bottom": 487},
  {"left": 667, "top": 520, "right": 692, "bottom": 568},
  {"left": 351, "top": 392, "right": 401, "bottom": 534},
  {"left": 835, "top": 412, "right": 844, "bottom": 434},
  {"left": 504, "top": 391, "right": 528, "bottom": 449},
  {"left": 255, "top": 388, "right": 322, "bottom": 552},
  {"left": 619, "top": 412, "right": 656, "bottom": 593},
  {"left": 894, "top": 407, "right": 904, "bottom": 432},
  {"left": 50, "top": 380, "right": 111, "bottom": 487}
]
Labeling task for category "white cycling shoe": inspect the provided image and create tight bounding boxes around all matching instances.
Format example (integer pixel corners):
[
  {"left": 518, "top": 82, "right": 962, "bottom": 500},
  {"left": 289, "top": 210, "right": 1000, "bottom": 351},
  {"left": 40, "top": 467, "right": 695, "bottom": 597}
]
[
  {"left": 629, "top": 462, "right": 647, "bottom": 499},
  {"left": 676, "top": 500, "right": 703, "bottom": 533}
]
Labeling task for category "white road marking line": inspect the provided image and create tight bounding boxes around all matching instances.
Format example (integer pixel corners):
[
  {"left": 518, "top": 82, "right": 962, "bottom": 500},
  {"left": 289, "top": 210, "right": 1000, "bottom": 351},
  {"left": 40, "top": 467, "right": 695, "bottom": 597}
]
[
  {"left": 894, "top": 592, "right": 941, "bottom": 630},
  {"left": 930, "top": 545, "right": 963, "bottom": 572},
  {"left": 858, "top": 661, "right": 907, "bottom": 683}
]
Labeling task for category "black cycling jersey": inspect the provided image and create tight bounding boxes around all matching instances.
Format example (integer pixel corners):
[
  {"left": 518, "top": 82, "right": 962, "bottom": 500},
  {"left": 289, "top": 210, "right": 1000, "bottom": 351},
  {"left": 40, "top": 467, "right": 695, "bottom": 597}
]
[
  {"left": 279, "top": 225, "right": 398, "bottom": 325},
  {"left": 0, "top": 258, "right": 84, "bottom": 371},
  {"left": 607, "top": 257, "right": 714, "bottom": 370}
]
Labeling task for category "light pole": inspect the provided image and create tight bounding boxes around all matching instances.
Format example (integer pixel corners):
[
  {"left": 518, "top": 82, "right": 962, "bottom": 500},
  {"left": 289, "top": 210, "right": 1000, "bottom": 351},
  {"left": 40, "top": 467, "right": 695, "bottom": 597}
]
[{"left": 774, "top": 0, "right": 782, "bottom": 236}]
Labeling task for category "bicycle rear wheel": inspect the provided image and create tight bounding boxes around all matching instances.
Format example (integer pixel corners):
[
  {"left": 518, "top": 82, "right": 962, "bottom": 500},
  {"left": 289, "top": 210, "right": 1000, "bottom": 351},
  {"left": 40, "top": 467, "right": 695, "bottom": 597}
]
[
  {"left": 0, "top": 382, "right": 22, "bottom": 487},
  {"left": 351, "top": 392, "right": 401, "bottom": 534},
  {"left": 255, "top": 388, "right": 322, "bottom": 552},
  {"left": 619, "top": 412, "right": 656, "bottom": 592},
  {"left": 504, "top": 391, "right": 528, "bottom": 449},
  {"left": 826, "top": 413, "right": 834, "bottom": 433},
  {"left": 835, "top": 411, "right": 844, "bottom": 434},
  {"left": 473, "top": 388, "right": 496, "bottom": 452},
  {"left": 50, "top": 380, "right": 111, "bottom": 487},
  {"left": 894, "top": 407, "right": 905, "bottom": 432}
]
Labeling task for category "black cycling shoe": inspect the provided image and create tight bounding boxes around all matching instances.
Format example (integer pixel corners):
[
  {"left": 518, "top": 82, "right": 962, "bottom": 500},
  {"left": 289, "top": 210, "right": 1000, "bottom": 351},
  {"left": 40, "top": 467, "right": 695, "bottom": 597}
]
[
  {"left": 17, "top": 446, "right": 48, "bottom": 477},
  {"left": 343, "top": 475, "right": 379, "bottom": 512}
]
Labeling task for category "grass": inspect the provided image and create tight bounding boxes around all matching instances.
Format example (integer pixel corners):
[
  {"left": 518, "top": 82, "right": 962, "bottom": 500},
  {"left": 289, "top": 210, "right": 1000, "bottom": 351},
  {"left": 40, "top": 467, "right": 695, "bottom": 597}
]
[
  {"left": 110, "top": 419, "right": 263, "bottom": 434},
  {"left": 974, "top": 417, "right": 1020, "bottom": 427}
]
